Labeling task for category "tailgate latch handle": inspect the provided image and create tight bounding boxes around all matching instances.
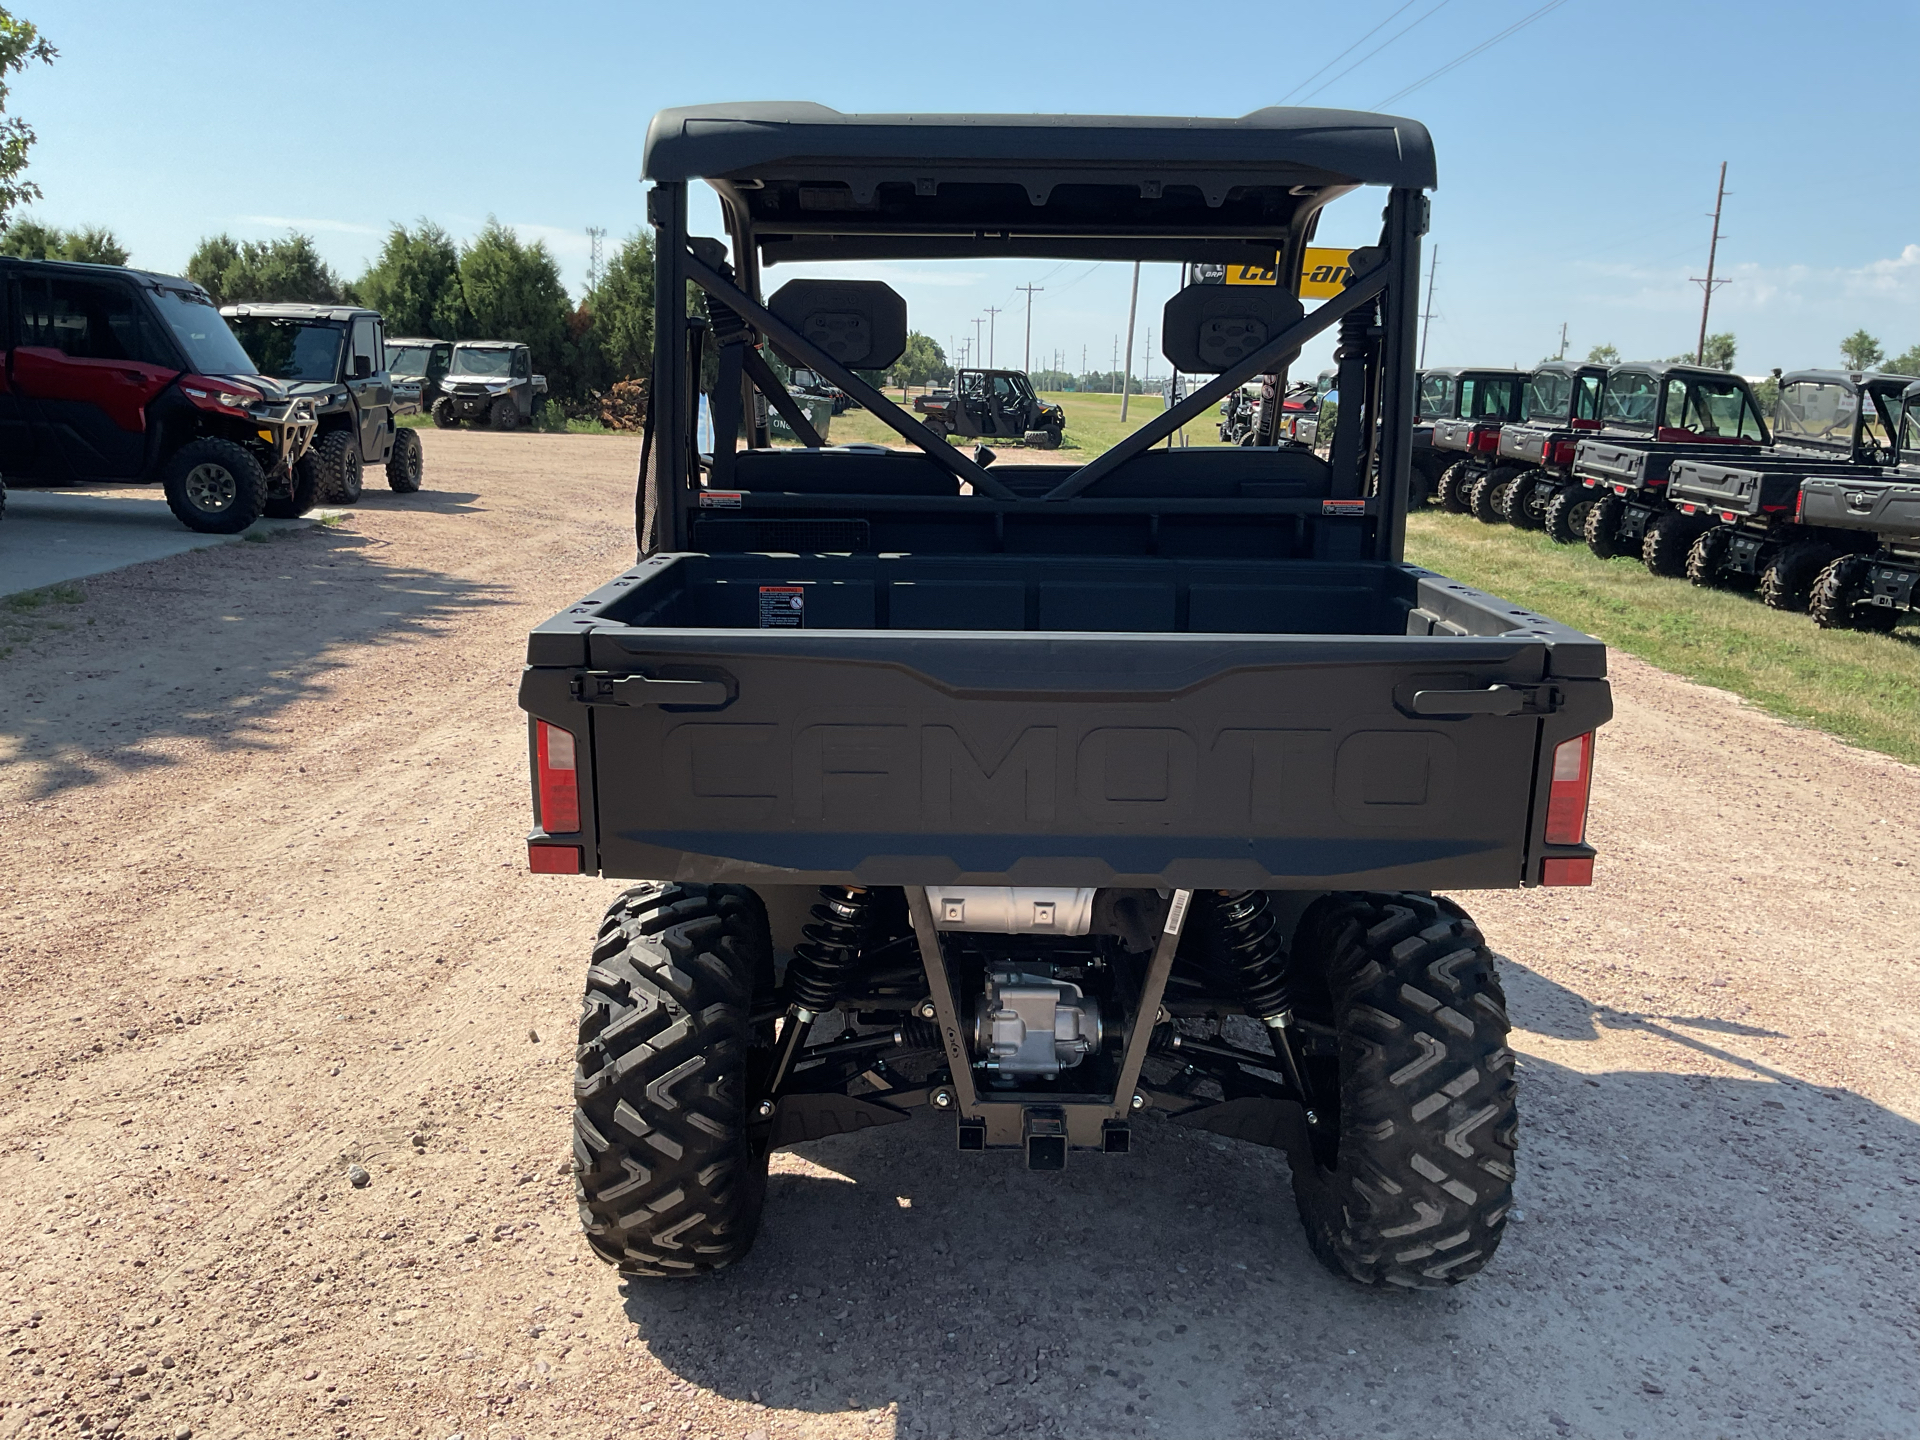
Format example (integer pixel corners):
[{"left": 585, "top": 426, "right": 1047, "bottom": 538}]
[
  {"left": 572, "top": 671, "right": 732, "bottom": 707},
  {"left": 1408, "top": 684, "right": 1559, "bottom": 717}
]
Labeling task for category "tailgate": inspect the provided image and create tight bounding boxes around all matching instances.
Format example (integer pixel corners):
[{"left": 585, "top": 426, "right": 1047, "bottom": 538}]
[
  {"left": 1667, "top": 461, "right": 1796, "bottom": 518},
  {"left": 524, "top": 626, "right": 1609, "bottom": 892},
  {"left": 1430, "top": 418, "right": 1475, "bottom": 453},
  {"left": 1798, "top": 477, "right": 1920, "bottom": 539}
]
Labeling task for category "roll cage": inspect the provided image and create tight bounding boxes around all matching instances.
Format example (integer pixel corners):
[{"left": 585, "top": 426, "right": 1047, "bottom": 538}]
[{"left": 639, "top": 103, "right": 1435, "bottom": 561}]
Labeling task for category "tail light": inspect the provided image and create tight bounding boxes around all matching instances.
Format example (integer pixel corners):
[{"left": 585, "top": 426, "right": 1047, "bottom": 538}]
[
  {"left": 1472, "top": 427, "right": 1502, "bottom": 453},
  {"left": 1544, "top": 732, "right": 1594, "bottom": 846},
  {"left": 1548, "top": 440, "right": 1578, "bottom": 466},
  {"left": 535, "top": 720, "right": 581, "bottom": 833},
  {"left": 1794, "top": 488, "right": 1806, "bottom": 521}
]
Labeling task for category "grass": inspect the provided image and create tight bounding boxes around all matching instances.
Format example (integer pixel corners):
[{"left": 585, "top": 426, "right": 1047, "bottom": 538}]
[
  {"left": 1405, "top": 510, "right": 1920, "bottom": 765},
  {"left": 396, "top": 410, "right": 612, "bottom": 435},
  {"left": 1, "top": 581, "right": 89, "bottom": 658},
  {"left": 804, "top": 387, "right": 1227, "bottom": 453}
]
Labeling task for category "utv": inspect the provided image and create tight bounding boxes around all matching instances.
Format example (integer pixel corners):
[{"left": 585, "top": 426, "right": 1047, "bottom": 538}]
[
  {"left": 430, "top": 341, "right": 549, "bottom": 429},
  {"left": 914, "top": 368, "right": 1065, "bottom": 447},
  {"left": 223, "top": 303, "right": 424, "bottom": 502},
  {"left": 1804, "top": 379, "right": 1920, "bottom": 631},
  {"left": 1572, "top": 363, "right": 1770, "bottom": 574},
  {"left": 386, "top": 336, "right": 453, "bottom": 416},
  {"left": 1669, "top": 371, "right": 1906, "bottom": 609},
  {"left": 1492, "top": 362, "right": 1609, "bottom": 535},
  {"left": 789, "top": 366, "right": 853, "bottom": 415},
  {"left": 0, "top": 258, "right": 318, "bottom": 532},
  {"left": 1425, "top": 368, "right": 1528, "bottom": 519},
  {"left": 521, "top": 102, "right": 1611, "bottom": 1292}
]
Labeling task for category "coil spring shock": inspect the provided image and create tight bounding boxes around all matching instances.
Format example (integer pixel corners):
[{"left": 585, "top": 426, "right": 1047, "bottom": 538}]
[
  {"left": 765, "top": 887, "right": 871, "bottom": 1101},
  {"left": 1213, "top": 890, "right": 1312, "bottom": 1115}
]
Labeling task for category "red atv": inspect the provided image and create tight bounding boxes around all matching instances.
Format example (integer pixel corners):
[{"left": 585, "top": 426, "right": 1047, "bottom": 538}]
[{"left": 0, "top": 258, "right": 316, "bottom": 533}]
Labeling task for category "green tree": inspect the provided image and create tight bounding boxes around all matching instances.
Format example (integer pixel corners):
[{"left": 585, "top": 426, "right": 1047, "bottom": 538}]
[
  {"left": 582, "top": 229, "right": 654, "bottom": 382},
  {"left": 187, "top": 231, "right": 343, "bottom": 306},
  {"left": 458, "top": 219, "right": 568, "bottom": 350},
  {"left": 0, "top": 9, "right": 54, "bottom": 234},
  {"left": 889, "top": 331, "right": 949, "bottom": 389},
  {"left": 1839, "top": 329, "right": 1883, "bottom": 371},
  {"left": 0, "top": 217, "right": 126, "bottom": 264},
  {"left": 1699, "top": 332, "right": 1736, "bottom": 370},
  {"left": 1882, "top": 343, "right": 1920, "bottom": 378},
  {"left": 357, "top": 220, "right": 464, "bottom": 338},
  {"left": 1586, "top": 343, "right": 1620, "bottom": 364}
]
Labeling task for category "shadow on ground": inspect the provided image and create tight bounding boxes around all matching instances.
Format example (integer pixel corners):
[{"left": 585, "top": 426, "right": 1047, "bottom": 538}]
[
  {"left": 0, "top": 524, "right": 508, "bottom": 799},
  {"left": 614, "top": 967, "right": 1920, "bottom": 1439}
]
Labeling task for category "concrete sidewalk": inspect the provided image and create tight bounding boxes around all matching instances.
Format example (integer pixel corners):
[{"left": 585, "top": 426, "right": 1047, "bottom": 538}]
[{"left": 0, "top": 484, "right": 336, "bottom": 597}]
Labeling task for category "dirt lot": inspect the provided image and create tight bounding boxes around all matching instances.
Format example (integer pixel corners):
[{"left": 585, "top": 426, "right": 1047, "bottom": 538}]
[{"left": 2, "top": 430, "right": 1917, "bottom": 1440}]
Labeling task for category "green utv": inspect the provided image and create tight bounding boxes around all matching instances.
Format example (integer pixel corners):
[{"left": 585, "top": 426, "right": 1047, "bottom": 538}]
[{"left": 517, "top": 104, "right": 1612, "bottom": 1290}]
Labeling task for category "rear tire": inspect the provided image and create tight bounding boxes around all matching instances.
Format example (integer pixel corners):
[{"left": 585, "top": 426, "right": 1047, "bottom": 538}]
[
  {"left": 1497, "top": 469, "right": 1546, "bottom": 529},
  {"left": 1541, "top": 484, "right": 1591, "bottom": 545},
  {"left": 312, "top": 431, "right": 363, "bottom": 504},
  {"left": 160, "top": 438, "right": 267, "bottom": 534},
  {"left": 1584, "top": 494, "right": 1630, "bottom": 559},
  {"left": 574, "top": 883, "right": 774, "bottom": 1278},
  {"left": 1434, "top": 460, "right": 1473, "bottom": 514},
  {"left": 1468, "top": 466, "right": 1518, "bottom": 524},
  {"left": 385, "top": 427, "right": 424, "bottom": 493},
  {"left": 1641, "top": 511, "right": 1698, "bottom": 577},
  {"left": 1758, "top": 541, "right": 1837, "bottom": 612},
  {"left": 1809, "top": 555, "right": 1898, "bottom": 632},
  {"left": 431, "top": 397, "right": 459, "bottom": 429},
  {"left": 1687, "top": 525, "right": 1734, "bottom": 588},
  {"left": 1286, "top": 892, "right": 1517, "bottom": 1289}
]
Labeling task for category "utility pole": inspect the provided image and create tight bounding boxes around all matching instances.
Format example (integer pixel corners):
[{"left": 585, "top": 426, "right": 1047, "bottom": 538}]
[
  {"left": 1555, "top": 321, "right": 1568, "bottom": 361},
  {"left": 1417, "top": 243, "right": 1440, "bottom": 368},
  {"left": 971, "top": 316, "right": 985, "bottom": 371},
  {"left": 1143, "top": 324, "right": 1154, "bottom": 385},
  {"left": 1014, "top": 283, "right": 1043, "bottom": 373},
  {"left": 1111, "top": 337, "right": 1119, "bottom": 393},
  {"left": 984, "top": 306, "right": 1001, "bottom": 367},
  {"left": 1692, "top": 161, "right": 1731, "bottom": 365},
  {"left": 585, "top": 227, "right": 607, "bottom": 291},
  {"left": 1119, "top": 262, "right": 1140, "bottom": 420}
]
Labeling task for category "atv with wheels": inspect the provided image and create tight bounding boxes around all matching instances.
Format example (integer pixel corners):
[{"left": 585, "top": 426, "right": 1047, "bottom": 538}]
[
  {"left": 1418, "top": 367, "right": 1527, "bottom": 512},
  {"left": 522, "top": 105, "right": 1613, "bottom": 1292},
  {"left": 0, "top": 258, "right": 317, "bottom": 533},
  {"left": 913, "top": 368, "right": 1065, "bottom": 447},
  {"left": 385, "top": 337, "right": 452, "bottom": 416},
  {"left": 1666, "top": 370, "right": 1906, "bottom": 607},
  {"left": 431, "top": 341, "right": 548, "bottom": 429},
  {"left": 223, "top": 302, "right": 425, "bottom": 504},
  {"left": 1803, "top": 379, "right": 1920, "bottom": 631},
  {"left": 1570, "top": 363, "right": 1773, "bottom": 568},
  {"left": 1495, "top": 361, "right": 1609, "bottom": 534}
]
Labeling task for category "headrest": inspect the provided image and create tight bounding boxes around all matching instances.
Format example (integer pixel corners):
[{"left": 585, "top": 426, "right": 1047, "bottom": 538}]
[
  {"left": 768, "top": 279, "right": 907, "bottom": 372},
  {"left": 1161, "top": 283, "right": 1305, "bottom": 374}
]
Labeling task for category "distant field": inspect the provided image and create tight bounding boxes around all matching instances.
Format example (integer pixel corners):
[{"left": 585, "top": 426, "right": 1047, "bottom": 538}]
[
  {"left": 1406, "top": 510, "right": 1920, "bottom": 765},
  {"left": 819, "top": 388, "right": 1228, "bottom": 452}
]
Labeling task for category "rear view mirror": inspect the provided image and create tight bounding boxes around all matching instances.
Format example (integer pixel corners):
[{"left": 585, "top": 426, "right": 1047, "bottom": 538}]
[{"left": 353, "top": 355, "right": 373, "bottom": 379}]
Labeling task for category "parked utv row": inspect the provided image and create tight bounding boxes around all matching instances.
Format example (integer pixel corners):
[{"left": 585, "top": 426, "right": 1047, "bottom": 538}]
[{"left": 1415, "top": 354, "right": 1920, "bottom": 631}]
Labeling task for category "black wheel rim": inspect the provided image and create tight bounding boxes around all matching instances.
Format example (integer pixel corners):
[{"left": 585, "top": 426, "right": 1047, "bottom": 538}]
[{"left": 184, "top": 462, "right": 237, "bottom": 513}]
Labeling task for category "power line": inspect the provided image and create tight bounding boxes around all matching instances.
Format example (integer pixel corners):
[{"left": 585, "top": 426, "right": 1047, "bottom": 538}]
[
  {"left": 1300, "top": 0, "right": 1452, "bottom": 105},
  {"left": 1374, "top": 0, "right": 1573, "bottom": 107},
  {"left": 1418, "top": 243, "right": 1440, "bottom": 368},
  {"left": 1278, "top": 0, "right": 1424, "bottom": 104}
]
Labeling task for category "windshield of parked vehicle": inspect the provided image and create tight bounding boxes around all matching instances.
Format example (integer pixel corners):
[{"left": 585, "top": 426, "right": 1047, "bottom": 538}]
[
  {"left": 228, "top": 317, "right": 346, "bottom": 383},
  {"left": 1417, "top": 373, "right": 1454, "bottom": 419},
  {"left": 386, "top": 343, "right": 443, "bottom": 378},
  {"left": 450, "top": 346, "right": 513, "bottom": 377},
  {"left": 148, "top": 286, "right": 260, "bottom": 376},
  {"left": 1462, "top": 375, "right": 1520, "bottom": 420},
  {"left": 1904, "top": 390, "right": 1920, "bottom": 458},
  {"left": 1772, "top": 381, "right": 1855, "bottom": 449},
  {"left": 1663, "top": 374, "right": 1766, "bottom": 441},
  {"left": 1600, "top": 371, "right": 1659, "bottom": 429},
  {"left": 1524, "top": 370, "right": 1574, "bottom": 422}
]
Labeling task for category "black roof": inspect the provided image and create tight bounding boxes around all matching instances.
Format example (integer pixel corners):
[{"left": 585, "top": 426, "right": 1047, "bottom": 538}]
[
  {"left": 644, "top": 102, "right": 1435, "bottom": 188},
  {"left": 2, "top": 255, "right": 204, "bottom": 294},
  {"left": 1778, "top": 368, "right": 1916, "bottom": 393},
  {"left": 643, "top": 103, "right": 1435, "bottom": 266},
  {"left": 1421, "top": 367, "right": 1530, "bottom": 380},
  {"left": 1611, "top": 361, "right": 1751, "bottom": 382},
  {"left": 220, "top": 302, "right": 380, "bottom": 323},
  {"left": 1529, "top": 360, "right": 1607, "bottom": 377}
]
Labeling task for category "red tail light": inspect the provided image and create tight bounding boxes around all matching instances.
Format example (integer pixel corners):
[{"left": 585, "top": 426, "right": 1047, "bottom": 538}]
[
  {"left": 1544, "top": 733, "right": 1593, "bottom": 845},
  {"left": 528, "top": 844, "right": 582, "bottom": 874},
  {"left": 536, "top": 720, "right": 581, "bottom": 834},
  {"left": 1542, "top": 857, "right": 1593, "bottom": 886},
  {"left": 1548, "top": 440, "right": 1578, "bottom": 466},
  {"left": 1472, "top": 427, "right": 1502, "bottom": 453},
  {"left": 1794, "top": 489, "right": 1806, "bottom": 521}
]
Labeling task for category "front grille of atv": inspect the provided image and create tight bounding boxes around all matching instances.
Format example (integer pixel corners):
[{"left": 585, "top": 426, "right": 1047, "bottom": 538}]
[{"left": 692, "top": 517, "right": 872, "bottom": 553}]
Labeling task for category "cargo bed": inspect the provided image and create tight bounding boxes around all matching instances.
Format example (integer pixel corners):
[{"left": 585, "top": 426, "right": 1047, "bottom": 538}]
[{"left": 521, "top": 551, "right": 1610, "bottom": 893}]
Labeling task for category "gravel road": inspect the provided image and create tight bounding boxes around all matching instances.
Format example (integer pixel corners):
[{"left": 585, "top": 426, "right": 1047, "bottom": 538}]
[{"left": 2, "top": 431, "right": 1917, "bottom": 1440}]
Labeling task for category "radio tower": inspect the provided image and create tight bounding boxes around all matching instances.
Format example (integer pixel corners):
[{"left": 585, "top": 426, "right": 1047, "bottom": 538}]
[{"left": 586, "top": 227, "right": 606, "bottom": 291}]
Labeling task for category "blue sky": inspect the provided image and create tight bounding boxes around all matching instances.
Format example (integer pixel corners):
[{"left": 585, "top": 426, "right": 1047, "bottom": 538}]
[{"left": 16, "top": 0, "right": 1920, "bottom": 380}]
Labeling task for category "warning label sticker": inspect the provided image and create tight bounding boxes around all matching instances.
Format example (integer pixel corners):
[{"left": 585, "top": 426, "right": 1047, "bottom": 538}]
[
  {"left": 1321, "top": 499, "right": 1367, "bottom": 515},
  {"left": 699, "top": 490, "right": 743, "bottom": 509},
  {"left": 758, "top": 586, "right": 805, "bottom": 628}
]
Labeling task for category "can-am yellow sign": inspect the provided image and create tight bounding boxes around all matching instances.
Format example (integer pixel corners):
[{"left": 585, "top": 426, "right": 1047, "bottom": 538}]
[{"left": 1224, "top": 247, "right": 1354, "bottom": 297}]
